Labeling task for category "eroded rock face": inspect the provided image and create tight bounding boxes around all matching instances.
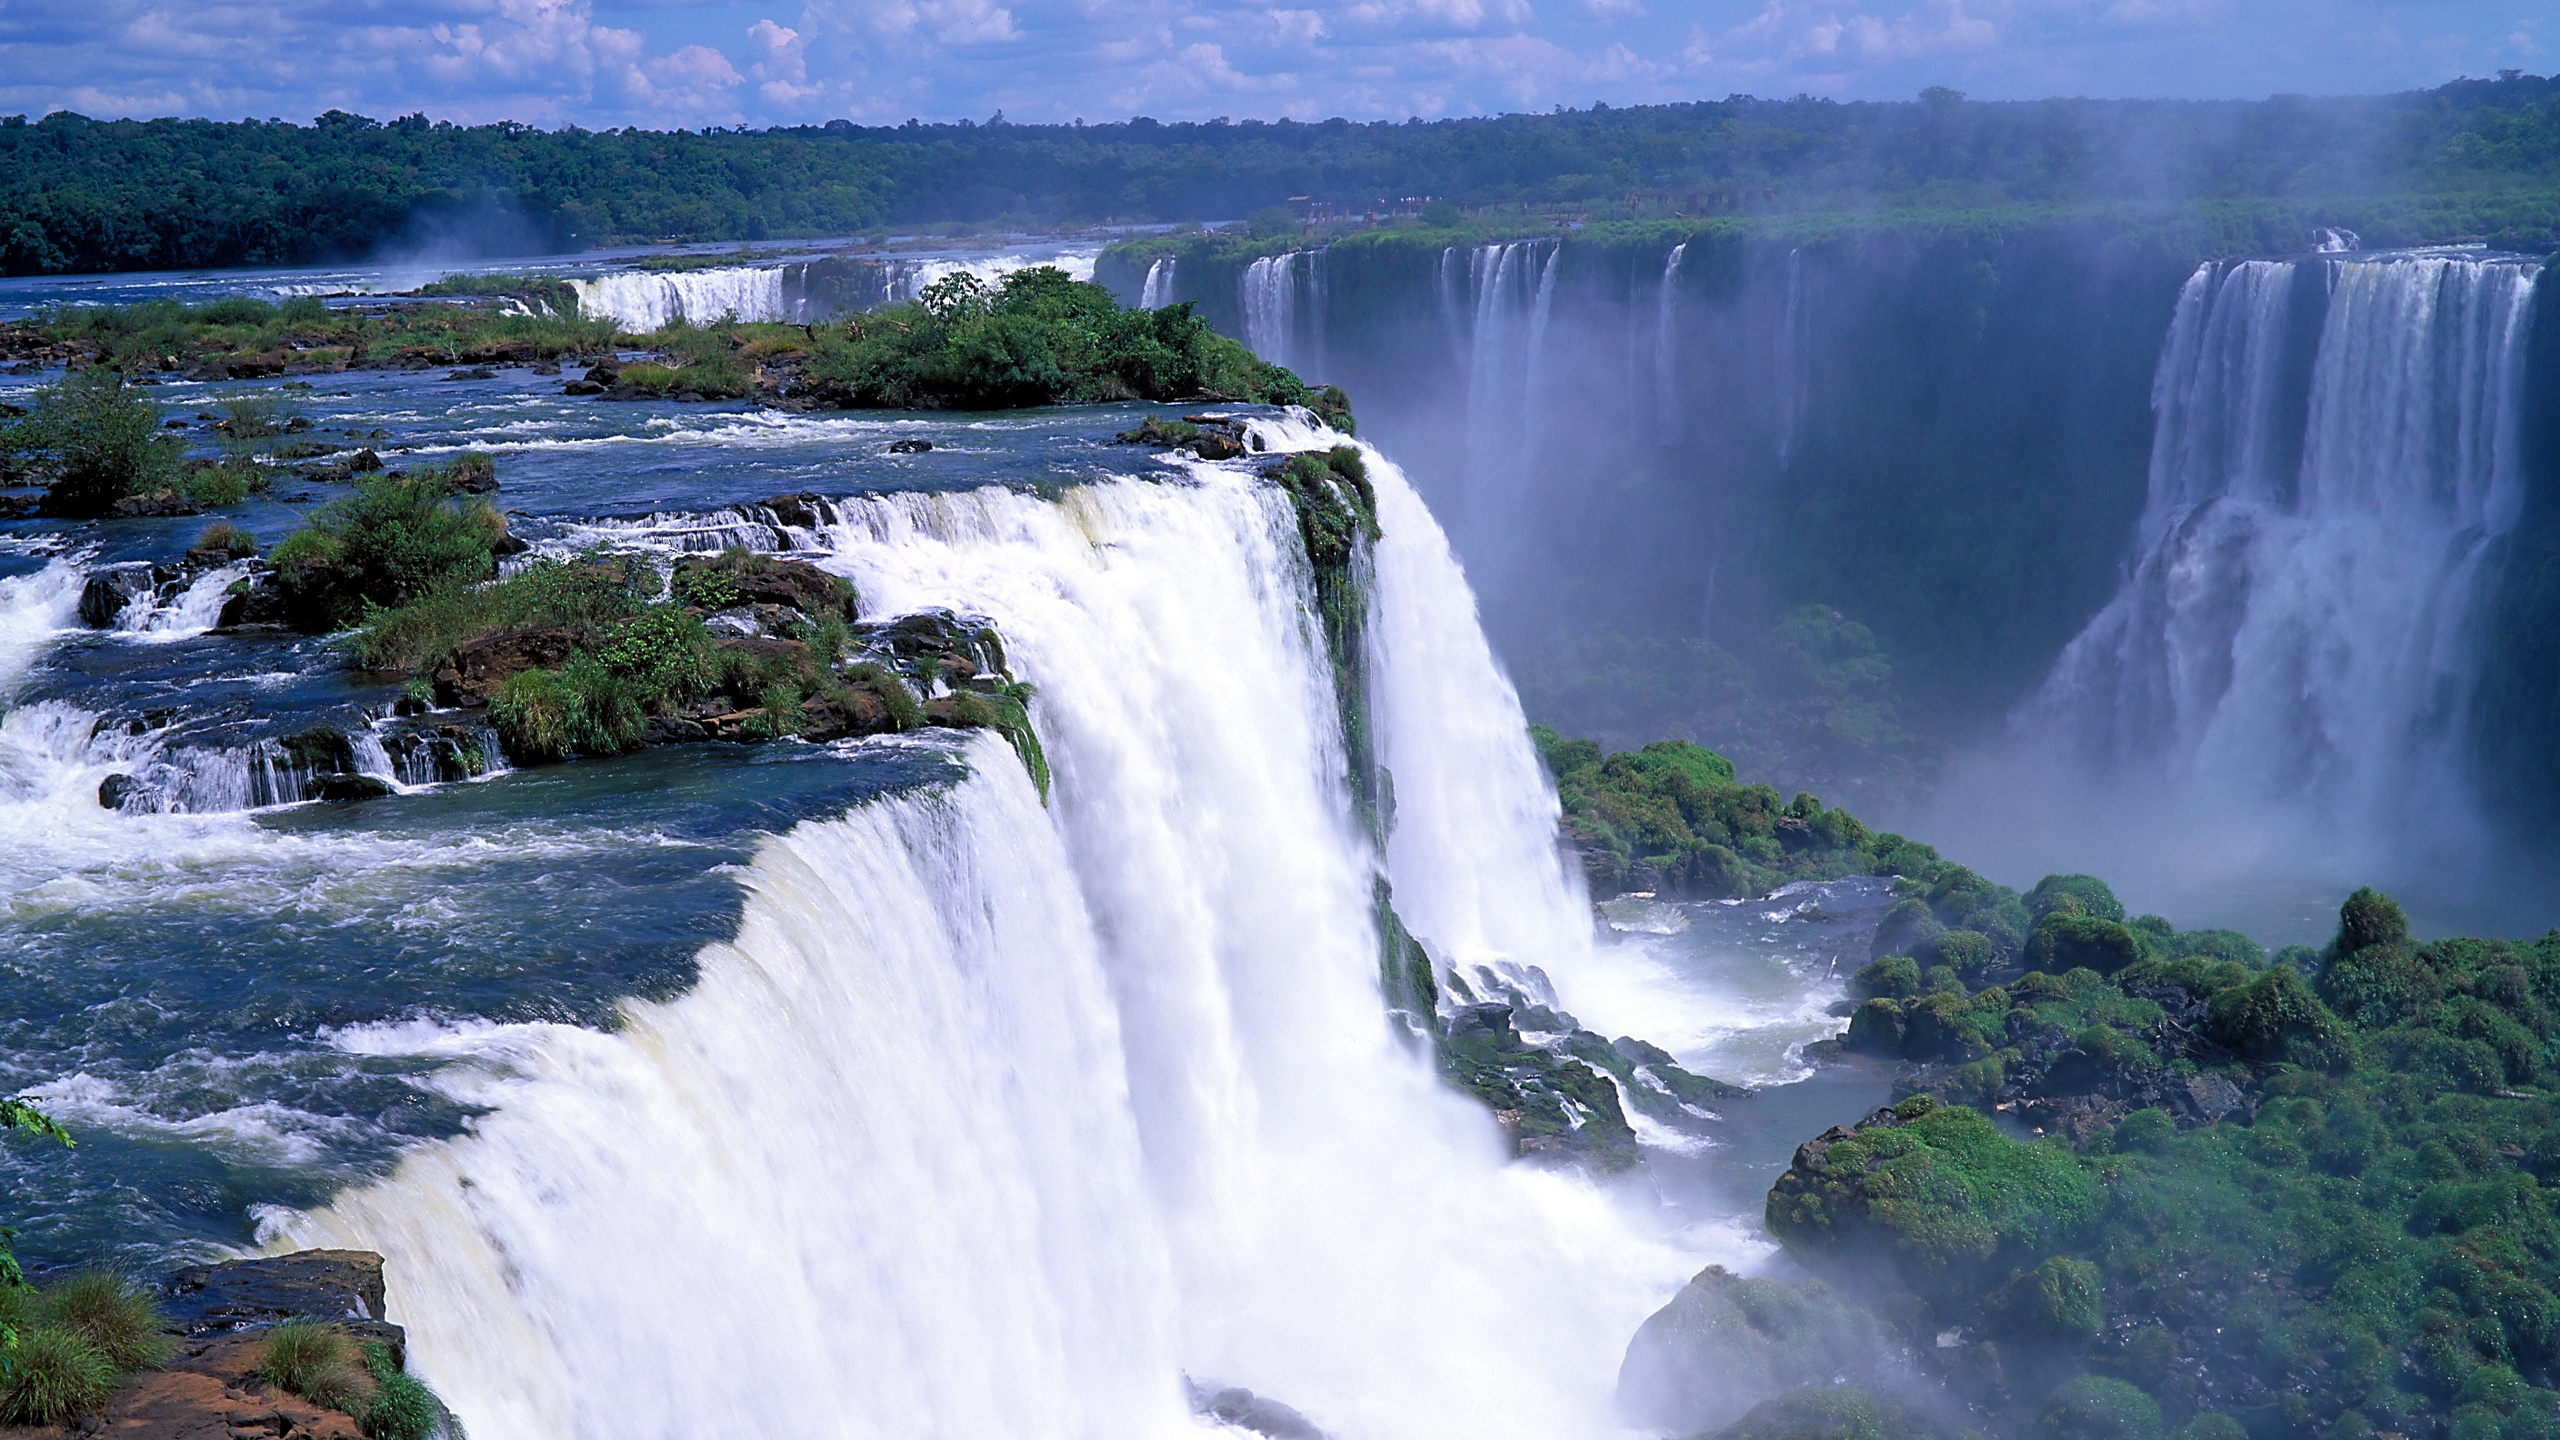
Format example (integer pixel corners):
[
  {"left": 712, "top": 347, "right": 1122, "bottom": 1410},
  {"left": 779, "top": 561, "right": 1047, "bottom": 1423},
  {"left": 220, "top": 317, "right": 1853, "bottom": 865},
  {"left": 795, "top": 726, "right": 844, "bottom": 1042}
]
[
  {"left": 106, "top": 1332, "right": 368, "bottom": 1440},
  {"left": 79, "top": 563, "right": 164, "bottom": 627}
]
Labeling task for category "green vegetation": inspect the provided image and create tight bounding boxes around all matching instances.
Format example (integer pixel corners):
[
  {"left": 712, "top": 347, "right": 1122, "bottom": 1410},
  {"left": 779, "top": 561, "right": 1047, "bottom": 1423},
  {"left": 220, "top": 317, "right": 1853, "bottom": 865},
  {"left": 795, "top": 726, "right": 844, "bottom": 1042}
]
[
  {"left": 0, "top": 1270, "right": 168, "bottom": 1427},
  {"left": 1531, "top": 726, "right": 1891, "bottom": 898},
  {"left": 5, "top": 293, "right": 615, "bottom": 376},
  {"left": 11, "top": 75, "right": 2560, "bottom": 275},
  {"left": 795, "top": 267, "right": 1316, "bottom": 410},
  {"left": 1755, "top": 880, "right": 2560, "bottom": 1439},
  {"left": 0, "top": 370, "right": 180, "bottom": 515},
  {"left": 267, "top": 467, "right": 510, "bottom": 633},
  {"left": 257, "top": 1321, "right": 460, "bottom": 1440}
]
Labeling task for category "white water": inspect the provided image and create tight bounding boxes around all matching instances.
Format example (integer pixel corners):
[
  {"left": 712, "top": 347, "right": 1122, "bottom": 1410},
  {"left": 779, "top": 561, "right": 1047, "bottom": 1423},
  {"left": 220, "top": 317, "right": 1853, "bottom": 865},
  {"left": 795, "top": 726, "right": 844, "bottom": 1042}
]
[
  {"left": 1138, "top": 256, "right": 1177, "bottom": 309},
  {"left": 891, "top": 247, "right": 1101, "bottom": 303},
  {"left": 1453, "top": 242, "right": 1560, "bottom": 577},
  {"left": 569, "top": 267, "right": 788, "bottom": 331},
  {"left": 272, "top": 438, "right": 1708, "bottom": 1439},
  {"left": 1242, "top": 253, "right": 1319, "bottom": 375},
  {"left": 1654, "top": 243, "right": 1687, "bottom": 436},
  {"left": 1994, "top": 251, "right": 2539, "bottom": 890},
  {"left": 113, "top": 562, "right": 248, "bottom": 641}
]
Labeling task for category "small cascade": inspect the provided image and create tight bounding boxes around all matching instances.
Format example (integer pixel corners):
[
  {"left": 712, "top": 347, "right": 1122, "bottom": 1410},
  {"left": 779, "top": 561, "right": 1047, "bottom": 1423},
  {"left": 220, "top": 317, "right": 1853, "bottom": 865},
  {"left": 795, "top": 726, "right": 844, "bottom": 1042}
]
[
  {"left": 2015, "top": 251, "right": 2540, "bottom": 863},
  {"left": 0, "top": 559, "right": 86, "bottom": 695},
  {"left": 569, "top": 268, "right": 789, "bottom": 331},
  {"left": 1138, "top": 256, "right": 1176, "bottom": 309},
  {"left": 889, "top": 248, "right": 1101, "bottom": 304},
  {"left": 111, "top": 562, "right": 249, "bottom": 642},
  {"left": 2314, "top": 227, "right": 2361, "bottom": 253}
]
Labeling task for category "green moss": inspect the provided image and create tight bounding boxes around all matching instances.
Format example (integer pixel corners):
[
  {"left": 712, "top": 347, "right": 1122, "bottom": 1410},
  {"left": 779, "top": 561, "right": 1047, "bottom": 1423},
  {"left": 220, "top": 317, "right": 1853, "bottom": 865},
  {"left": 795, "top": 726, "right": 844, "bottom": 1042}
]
[{"left": 2040, "top": 1377, "right": 2162, "bottom": 1440}]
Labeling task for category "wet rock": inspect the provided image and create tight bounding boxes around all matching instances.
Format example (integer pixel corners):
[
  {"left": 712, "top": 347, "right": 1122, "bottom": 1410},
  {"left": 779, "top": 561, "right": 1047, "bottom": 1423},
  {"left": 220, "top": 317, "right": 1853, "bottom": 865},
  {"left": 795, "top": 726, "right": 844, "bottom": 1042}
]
[
  {"left": 561, "top": 378, "right": 606, "bottom": 396},
  {"left": 442, "top": 366, "right": 497, "bottom": 381},
  {"left": 885, "top": 437, "right": 934, "bottom": 453},
  {"left": 673, "top": 551, "right": 856, "bottom": 621},
  {"left": 445, "top": 452, "right": 499, "bottom": 494},
  {"left": 98, "top": 773, "right": 148, "bottom": 810},
  {"left": 757, "top": 491, "right": 830, "bottom": 530},
  {"left": 107, "top": 488, "right": 203, "bottom": 519},
  {"left": 277, "top": 725, "right": 357, "bottom": 775},
  {"left": 160, "top": 1250, "right": 404, "bottom": 1367},
  {"left": 1193, "top": 1384, "right": 1327, "bottom": 1440},
  {"left": 309, "top": 773, "right": 394, "bottom": 803},
  {"left": 347, "top": 448, "right": 382, "bottom": 473},
  {"left": 79, "top": 562, "right": 162, "bottom": 626}
]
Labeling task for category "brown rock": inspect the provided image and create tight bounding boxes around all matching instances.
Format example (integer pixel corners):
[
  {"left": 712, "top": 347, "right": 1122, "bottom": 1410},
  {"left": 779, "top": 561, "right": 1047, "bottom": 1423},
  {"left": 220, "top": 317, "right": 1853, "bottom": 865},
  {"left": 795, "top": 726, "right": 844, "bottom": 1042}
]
[
  {"left": 433, "top": 627, "right": 578, "bottom": 702},
  {"left": 678, "top": 555, "right": 853, "bottom": 621}
]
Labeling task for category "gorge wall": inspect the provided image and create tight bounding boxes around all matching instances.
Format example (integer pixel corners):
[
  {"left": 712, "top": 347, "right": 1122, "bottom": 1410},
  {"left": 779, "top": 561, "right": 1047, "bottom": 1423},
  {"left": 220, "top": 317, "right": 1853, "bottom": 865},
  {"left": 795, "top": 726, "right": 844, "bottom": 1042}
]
[{"left": 1102, "top": 226, "right": 2560, "bottom": 925}]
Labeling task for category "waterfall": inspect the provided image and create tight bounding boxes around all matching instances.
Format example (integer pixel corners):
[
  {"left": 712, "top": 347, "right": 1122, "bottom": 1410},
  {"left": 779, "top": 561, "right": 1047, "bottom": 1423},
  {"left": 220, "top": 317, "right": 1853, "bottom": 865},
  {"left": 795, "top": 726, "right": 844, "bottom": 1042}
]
[
  {"left": 1241, "top": 254, "right": 1300, "bottom": 370},
  {"left": 1451, "top": 241, "right": 1557, "bottom": 575},
  {"left": 1654, "top": 243, "right": 1686, "bottom": 436},
  {"left": 270, "top": 446, "right": 1694, "bottom": 1440},
  {"left": 1138, "top": 257, "right": 1176, "bottom": 309},
  {"left": 113, "top": 562, "right": 249, "bottom": 642},
  {"left": 0, "top": 559, "right": 84, "bottom": 696},
  {"left": 2015, "top": 251, "right": 2539, "bottom": 858},
  {"left": 1774, "top": 248, "right": 1808, "bottom": 470},
  {"left": 569, "top": 268, "right": 788, "bottom": 331}
]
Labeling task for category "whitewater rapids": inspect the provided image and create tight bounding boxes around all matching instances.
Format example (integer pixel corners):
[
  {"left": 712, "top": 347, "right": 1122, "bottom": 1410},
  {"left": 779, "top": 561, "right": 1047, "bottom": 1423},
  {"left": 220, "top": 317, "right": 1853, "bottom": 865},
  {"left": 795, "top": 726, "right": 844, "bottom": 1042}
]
[{"left": 270, "top": 432, "right": 1703, "bottom": 1439}]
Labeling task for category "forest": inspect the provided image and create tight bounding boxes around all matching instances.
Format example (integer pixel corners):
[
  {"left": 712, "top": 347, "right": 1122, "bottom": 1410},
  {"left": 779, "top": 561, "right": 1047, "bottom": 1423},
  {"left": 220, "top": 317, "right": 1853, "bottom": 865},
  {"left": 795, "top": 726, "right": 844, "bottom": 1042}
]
[{"left": 7, "top": 72, "right": 2560, "bottom": 275}]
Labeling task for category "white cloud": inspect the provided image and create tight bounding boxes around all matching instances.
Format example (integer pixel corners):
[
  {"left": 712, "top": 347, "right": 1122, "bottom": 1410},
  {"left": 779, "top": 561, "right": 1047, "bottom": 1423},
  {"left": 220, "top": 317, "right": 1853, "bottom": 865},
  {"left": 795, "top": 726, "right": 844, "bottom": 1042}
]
[{"left": 0, "top": 0, "right": 2547, "bottom": 131}]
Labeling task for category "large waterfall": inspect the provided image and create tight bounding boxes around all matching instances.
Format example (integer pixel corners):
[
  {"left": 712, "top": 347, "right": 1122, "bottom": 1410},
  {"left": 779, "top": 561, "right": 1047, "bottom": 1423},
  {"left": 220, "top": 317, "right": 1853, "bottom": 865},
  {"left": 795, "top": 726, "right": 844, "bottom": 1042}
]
[
  {"left": 269, "top": 435, "right": 1694, "bottom": 1439},
  {"left": 1999, "top": 250, "right": 2540, "bottom": 890},
  {"left": 569, "top": 249, "right": 1102, "bottom": 330},
  {"left": 1241, "top": 252, "right": 1324, "bottom": 378}
]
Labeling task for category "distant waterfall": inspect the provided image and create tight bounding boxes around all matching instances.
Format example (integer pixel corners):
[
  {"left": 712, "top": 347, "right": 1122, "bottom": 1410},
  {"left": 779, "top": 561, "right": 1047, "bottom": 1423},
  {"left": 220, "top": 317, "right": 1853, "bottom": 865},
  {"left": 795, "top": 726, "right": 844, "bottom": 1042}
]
[
  {"left": 1240, "top": 252, "right": 1324, "bottom": 375},
  {"left": 1774, "top": 248, "right": 1808, "bottom": 470},
  {"left": 274, "top": 442, "right": 1687, "bottom": 1440},
  {"left": 1445, "top": 241, "right": 1560, "bottom": 571},
  {"left": 569, "top": 267, "right": 788, "bottom": 330},
  {"left": 2017, "top": 251, "right": 2540, "bottom": 847},
  {"left": 1138, "top": 257, "right": 1176, "bottom": 309},
  {"left": 1654, "top": 242, "right": 1687, "bottom": 435}
]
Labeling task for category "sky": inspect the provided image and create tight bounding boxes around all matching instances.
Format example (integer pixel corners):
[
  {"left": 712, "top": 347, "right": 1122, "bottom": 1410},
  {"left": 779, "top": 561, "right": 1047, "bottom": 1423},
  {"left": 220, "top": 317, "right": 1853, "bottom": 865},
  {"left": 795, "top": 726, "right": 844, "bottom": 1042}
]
[{"left": 0, "top": 0, "right": 2549, "bottom": 131}]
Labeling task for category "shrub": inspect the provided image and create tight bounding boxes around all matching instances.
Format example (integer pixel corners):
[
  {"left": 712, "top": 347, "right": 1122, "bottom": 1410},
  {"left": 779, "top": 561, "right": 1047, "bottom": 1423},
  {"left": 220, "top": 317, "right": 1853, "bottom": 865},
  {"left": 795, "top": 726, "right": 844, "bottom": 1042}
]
[
  {"left": 2340, "top": 886, "right": 2411, "bottom": 954},
  {"left": 39, "top": 1270, "right": 172, "bottom": 1370},
  {"left": 198, "top": 297, "right": 277, "bottom": 326},
  {"left": 256, "top": 1319, "right": 370, "bottom": 1411},
  {"left": 272, "top": 472, "right": 504, "bottom": 631},
  {"left": 2113, "top": 1108, "right": 2176, "bottom": 1153},
  {"left": 2029, "top": 874, "right": 2126, "bottom": 924},
  {"left": 0, "top": 1325, "right": 117, "bottom": 1426},
  {"left": 2027, "top": 913, "right": 2145, "bottom": 975},
  {"left": 1854, "top": 955, "right": 1922, "bottom": 1001},
  {"left": 2172, "top": 1417, "right": 2245, "bottom": 1440},
  {"left": 489, "top": 668, "right": 578, "bottom": 760},
  {"left": 2206, "top": 965, "right": 2355, "bottom": 1070},
  {"left": 7, "top": 370, "right": 182, "bottom": 516},
  {"left": 192, "top": 520, "right": 259, "bottom": 559},
  {"left": 357, "top": 1340, "right": 459, "bottom": 1440},
  {"left": 2039, "top": 1376, "right": 2161, "bottom": 1440}
]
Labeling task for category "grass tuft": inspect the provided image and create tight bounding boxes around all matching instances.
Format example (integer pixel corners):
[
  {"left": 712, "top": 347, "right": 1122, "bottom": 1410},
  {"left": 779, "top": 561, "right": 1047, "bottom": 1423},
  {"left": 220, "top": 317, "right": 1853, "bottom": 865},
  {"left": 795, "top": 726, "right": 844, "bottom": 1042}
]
[{"left": 39, "top": 1270, "right": 173, "bottom": 1370}]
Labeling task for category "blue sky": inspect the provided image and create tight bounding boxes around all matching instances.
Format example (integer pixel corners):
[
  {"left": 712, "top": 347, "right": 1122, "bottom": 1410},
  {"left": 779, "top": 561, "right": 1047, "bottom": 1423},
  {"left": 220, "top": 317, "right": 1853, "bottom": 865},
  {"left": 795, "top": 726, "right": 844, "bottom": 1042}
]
[{"left": 0, "top": 0, "right": 2548, "bottom": 130}]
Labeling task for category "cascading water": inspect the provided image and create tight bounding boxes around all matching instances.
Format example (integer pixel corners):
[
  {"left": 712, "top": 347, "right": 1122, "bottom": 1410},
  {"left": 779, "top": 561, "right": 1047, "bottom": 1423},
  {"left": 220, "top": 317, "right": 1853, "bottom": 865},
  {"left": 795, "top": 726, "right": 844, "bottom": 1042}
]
[
  {"left": 568, "top": 268, "right": 788, "bottom": 331},
  {"left": 1240, "top": 253, "right": 1305, "bottom": 373},
  {"left": 2006, "top": 249, "right": 2540, "bottom": 883},
  {"left": 1138, "top": 256, "right": 1176, "bottom": 309},
  {"left": 270, "top": 438, "right": 1703, "bottom": 1440},
  {"left": 1654, "top": 243, "right": 1687, "bottom": 436},
  {"left": 1451, "top": 241, "right": 1559, "bottom": 575}
]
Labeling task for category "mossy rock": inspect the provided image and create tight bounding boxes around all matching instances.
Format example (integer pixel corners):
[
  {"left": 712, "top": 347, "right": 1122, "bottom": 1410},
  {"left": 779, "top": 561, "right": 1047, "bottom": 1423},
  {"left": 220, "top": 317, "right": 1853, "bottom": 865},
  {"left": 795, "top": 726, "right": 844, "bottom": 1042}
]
[{"left": 1618, "top": 1270, "right": 1897, "bottom": 1434}]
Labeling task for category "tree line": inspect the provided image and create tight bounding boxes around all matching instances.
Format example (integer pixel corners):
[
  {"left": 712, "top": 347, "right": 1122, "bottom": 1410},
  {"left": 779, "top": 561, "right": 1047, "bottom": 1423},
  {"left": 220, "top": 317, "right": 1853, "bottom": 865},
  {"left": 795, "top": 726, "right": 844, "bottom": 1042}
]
[{"left": 6, "top": 73, "right": 2560, "bottom": 276}]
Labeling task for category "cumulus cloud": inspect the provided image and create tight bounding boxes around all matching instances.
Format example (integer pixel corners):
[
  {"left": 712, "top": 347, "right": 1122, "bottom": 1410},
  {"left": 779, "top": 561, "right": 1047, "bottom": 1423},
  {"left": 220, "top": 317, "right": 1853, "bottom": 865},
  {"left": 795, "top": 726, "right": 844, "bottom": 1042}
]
[{"left": 0, "top": 0, "right": 2544, "bottom": 130}]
